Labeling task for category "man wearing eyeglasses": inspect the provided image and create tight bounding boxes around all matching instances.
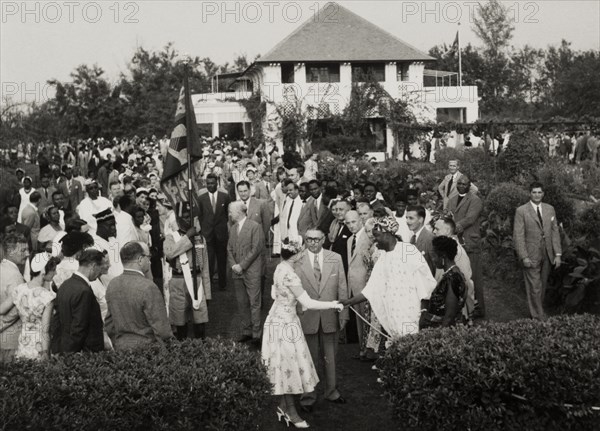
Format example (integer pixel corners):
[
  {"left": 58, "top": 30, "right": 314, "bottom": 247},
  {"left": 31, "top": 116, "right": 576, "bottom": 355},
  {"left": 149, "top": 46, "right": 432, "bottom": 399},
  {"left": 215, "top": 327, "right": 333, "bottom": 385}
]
[{"left": 294, "top": 228, "right": 349, "bottom": 411}]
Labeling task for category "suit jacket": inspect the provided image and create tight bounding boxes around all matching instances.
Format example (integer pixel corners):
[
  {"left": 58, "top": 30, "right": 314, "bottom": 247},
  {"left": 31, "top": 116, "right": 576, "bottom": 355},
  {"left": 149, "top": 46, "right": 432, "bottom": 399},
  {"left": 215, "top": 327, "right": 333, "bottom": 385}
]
[
  {"left": 21, "top": 204, "right": 40, "bottom": 250},
  {"left": 346, "top": 229, "right": 372, "bottom": 296},
  {"left": 105, "top": 270, "right": 172, "bottom": 350},
  {"left": 58, "top": 178, "right": 84, "bottom": 213},
  {"left": 243, "top": 197, "right": 271, "bottom": 239},
  {"left": 297, "top": 197, "right": 315, "bottom": 238},
  {"left": 197, "top": 191, "right": 231, "bottom": 242},
  {"left": 313, "top": 200, "right": 334, "bottom": 236},
  {"left": 227, "top": 219, "right": 265, "bottom": 279},
  {"left": 513, "top": 202, "right": 561, "bottom": 265},
  {"left": 415, "top": 227, "right": 435, "bottom": 275},
  {"left": 328, "top": 222, "right": 352, "bottom": 276},
  {"left": 293, "top": 249, "right": 349, "bottom": 334},
  {"left": 438, "top": 171, "right": 479, "bottom": 209},
  {"left": 251, "top": 180, "right": 270, "bottom": 201},
  {"left": 37, "top": 186, "right": 56, "bottom": 213},
  {"left": 55, "top": 273, "right": 104, "bottom": 353},
  {"left": 447, "top": 192, "right": 483, "bottom": 253}
]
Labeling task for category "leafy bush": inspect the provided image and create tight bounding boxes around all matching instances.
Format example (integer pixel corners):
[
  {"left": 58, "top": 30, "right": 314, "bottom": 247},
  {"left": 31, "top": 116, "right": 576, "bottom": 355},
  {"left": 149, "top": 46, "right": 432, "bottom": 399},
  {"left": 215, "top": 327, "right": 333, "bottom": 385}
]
[
  {"left": 0, "top": 167, "right": 22, "bottom": 211},
  {"left": 498, "top": 130, "right": 549, "bottom": 184},
  {"left": 484, "top": 182, "right": 529, "bottom": 221},
  {"left": 434, "top": 146, "right": 496, "bottom": 191},
  {"left": 535, "top": 161, "right": 578, "bottom": 228},
  {"left": 379, "top": 315, "right": 600, "bottom": 430},
  {"left": 573, "top": 202, "right": 600, "bottom": 248},
  {"left": 0, "top": 338, "right": 271, "bottom": 431}
]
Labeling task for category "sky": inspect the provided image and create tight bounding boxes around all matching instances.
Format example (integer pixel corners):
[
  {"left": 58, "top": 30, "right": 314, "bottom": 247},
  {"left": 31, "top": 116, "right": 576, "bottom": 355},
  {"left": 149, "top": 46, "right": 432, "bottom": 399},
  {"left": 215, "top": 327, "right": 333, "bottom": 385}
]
[{"left": 1, "top": 0, "right": 599, "bottom": 105}]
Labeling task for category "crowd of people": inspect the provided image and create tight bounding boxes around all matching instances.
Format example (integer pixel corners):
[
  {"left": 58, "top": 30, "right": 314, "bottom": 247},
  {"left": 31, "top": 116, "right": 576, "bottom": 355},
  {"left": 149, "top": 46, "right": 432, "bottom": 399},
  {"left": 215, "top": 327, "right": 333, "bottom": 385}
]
[{"left": 0, "top": 134, "right": 563, "bottom": 428}]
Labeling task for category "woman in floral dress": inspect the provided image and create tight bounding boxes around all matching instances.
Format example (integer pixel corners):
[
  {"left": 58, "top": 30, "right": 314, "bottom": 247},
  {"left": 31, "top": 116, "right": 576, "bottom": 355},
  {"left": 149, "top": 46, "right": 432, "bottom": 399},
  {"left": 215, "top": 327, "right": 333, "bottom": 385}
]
[
  {"left": 9, "top": 253, "right": 60, "bottom": 360},
  {"left": 262, "top": 239, "right": 343, "bottom": 428}
]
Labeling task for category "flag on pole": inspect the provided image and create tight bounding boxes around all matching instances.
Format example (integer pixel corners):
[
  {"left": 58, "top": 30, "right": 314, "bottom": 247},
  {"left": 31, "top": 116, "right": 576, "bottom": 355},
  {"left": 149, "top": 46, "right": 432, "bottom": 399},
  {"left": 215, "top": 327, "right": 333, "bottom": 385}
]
[
  {"left": 444, "top": 31, "right": 459, "bottom": 56},
  {"left": 160, "top": 79, "right": 203, "bottom": 205}
]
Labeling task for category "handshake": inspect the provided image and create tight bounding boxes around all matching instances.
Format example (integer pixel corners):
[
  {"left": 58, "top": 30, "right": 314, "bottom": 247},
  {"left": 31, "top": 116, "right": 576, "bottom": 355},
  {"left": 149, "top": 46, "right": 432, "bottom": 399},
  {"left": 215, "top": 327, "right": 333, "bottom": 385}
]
[{"left": 331, "top": 300, "right": 352, "bottom": 312}]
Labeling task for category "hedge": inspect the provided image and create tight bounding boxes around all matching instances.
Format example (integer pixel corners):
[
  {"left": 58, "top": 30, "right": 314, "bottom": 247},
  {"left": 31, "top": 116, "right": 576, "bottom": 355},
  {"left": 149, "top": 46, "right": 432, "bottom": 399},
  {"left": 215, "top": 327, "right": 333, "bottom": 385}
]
[
  {"left": 379, "top": 315, "right": 600, "bottom": 431},
  {"left": 0, "top": 338, "right": 271, "bottom": 431}
]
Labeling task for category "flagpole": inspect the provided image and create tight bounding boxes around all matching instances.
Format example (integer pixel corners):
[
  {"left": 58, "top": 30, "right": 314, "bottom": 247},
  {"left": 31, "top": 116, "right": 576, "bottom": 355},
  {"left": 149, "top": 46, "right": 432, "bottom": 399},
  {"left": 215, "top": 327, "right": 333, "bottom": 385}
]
[
  {"left": 183, "top": 59, "right": 200, "bottom": 303},
  {"left": 458, "top": 23, "right": 462, "bottom": 87}
]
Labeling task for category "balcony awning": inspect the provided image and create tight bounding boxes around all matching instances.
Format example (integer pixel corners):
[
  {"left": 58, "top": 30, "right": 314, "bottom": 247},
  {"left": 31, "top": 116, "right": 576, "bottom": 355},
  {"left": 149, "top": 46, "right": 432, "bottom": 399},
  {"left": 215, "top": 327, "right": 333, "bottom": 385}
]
[{"left": 423, "top": 69, "right": 458, "bottom": 77}]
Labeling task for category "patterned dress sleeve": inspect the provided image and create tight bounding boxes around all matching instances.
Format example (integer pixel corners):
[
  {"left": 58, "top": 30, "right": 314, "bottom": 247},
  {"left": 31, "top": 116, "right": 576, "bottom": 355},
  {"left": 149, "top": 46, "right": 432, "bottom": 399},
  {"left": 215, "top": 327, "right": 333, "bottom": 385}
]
[{"left": 283, "top": 270, "right": 305, "bottom": 299}]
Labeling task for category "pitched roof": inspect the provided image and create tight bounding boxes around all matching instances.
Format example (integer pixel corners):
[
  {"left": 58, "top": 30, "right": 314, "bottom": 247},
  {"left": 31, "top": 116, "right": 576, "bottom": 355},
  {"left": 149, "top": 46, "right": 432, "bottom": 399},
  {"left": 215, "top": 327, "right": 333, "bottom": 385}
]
[{"left": 258, "top": 2, "right": 433, "bottom": 63}]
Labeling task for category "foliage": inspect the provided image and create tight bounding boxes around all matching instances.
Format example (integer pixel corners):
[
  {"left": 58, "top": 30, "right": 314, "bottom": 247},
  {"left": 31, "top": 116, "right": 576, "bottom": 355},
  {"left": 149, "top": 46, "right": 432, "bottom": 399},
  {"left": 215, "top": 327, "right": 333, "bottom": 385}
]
[
  {"left": 534, "top": 162, "right": 577, "bottom": 229},
  {"left": 434, "top": 147, "right": 497, "bottom": 194},
  {"left": 548, "top": 246, "right": 600, "bottom": 315},
  {"left": 0, "top": 338, "right": 271, "bottom": 431},
  {"left": 0, "top": 168, "right": 21, "bottom": 211},
  {"left": 379, "top": 315, "right": 600, "bottom": 430},
  {"left": 238, "top": 92, "right": 266, "bottom": 149},
  {"left": 573, "top": 202, "right": 600, "bottom": 248},
  {"left": 498, "top": 129, "right": 548, "bottom": 183}
]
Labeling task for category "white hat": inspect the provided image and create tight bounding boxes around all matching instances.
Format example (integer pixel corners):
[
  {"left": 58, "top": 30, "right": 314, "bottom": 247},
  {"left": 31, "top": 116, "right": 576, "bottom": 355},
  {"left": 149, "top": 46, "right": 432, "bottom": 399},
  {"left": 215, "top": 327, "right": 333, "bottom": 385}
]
[{"left": 30, "top": 252, "right": 51, "bottom": 273}]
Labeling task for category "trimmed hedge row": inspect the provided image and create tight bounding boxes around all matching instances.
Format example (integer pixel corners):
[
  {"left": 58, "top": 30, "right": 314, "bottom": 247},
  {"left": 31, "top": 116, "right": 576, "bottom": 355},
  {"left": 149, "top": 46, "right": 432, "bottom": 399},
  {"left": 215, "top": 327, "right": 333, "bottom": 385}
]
[
  {"left": 379, "top": 315, "right": 600, "bottom": 431},
  {"left": 1, "top": 338, "right": 271, "bottom": 431}
]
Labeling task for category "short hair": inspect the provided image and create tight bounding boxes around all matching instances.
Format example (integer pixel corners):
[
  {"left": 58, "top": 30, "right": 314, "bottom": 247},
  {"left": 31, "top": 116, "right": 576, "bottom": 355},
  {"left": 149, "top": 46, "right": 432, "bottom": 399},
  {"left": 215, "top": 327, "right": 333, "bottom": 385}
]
[
  {"left": 261, "top": 170, "right": 271, "bottom": 178},
  {"left": 308, "top": 179, "right": 321, "bottom": 187},
  {"left": 230, "top": 201, "right": 247, "bottom": 214},
  {"left": 40, "top": 172, "right": 50, "bottom": 179},
  {"left": 406, "top": 205, "right": 426, "bottom": 220},
  {"left": 109, "top": 180, "right": 120, "bottom": 189},
  {"left": 78, "top": 249, "right": 106, "bottom": 266},
  {"left": 406, "top": 189, "right": 419, "bottom": 197},
  {"left": 2, "top": 233, "right": 27, "bottom": 255},
  {"left": 61, "top": 232, "right": 94, "bottom": 257},
  {"left": 283, "top": 179, "right": 299, "bottom": 189},
  {"left": 363, "top": 182, "right": 377, "bottom": 191},
  {"left": 439, "top": 216, "right": 456, "bottom": 234},
  {"left": 352, "top": 183, "right": 365, "bottom": 193},
  {"left": 206, "top": 173, "right": 218, "bottom": 182},
  {"left": 335, "top": 200, "right": 352, "bottom": 210},
  {"left": 119, "top": 195, "right": 135, "bottom": 212},
  {"left": 52, "top": 190, "right": 64, "bottom": 199},
  {"left": 449, "top": 159, "right": 460, "bottom": 165},
  {"left": 306, "top": 227, "right": 325, "bottom": 238},
  {"left": 236, "top": 180, "right": 251, "bottom": 190},
  {"left": 299, "top": 181, "right": 309, "bottom": 189},
  {"left": 432, "top": 236, "right": 458, "bottom": 261},
  {"left": 29, "top": 191, "right": 42, "bottom": 204},
  {"left": 356, "top": 202, "right": 373, "bottom": 211},
  {"left": 529, "top": 181, "right": 544, "bottom": 192},
  {"left": 120, "top": 241, "right": 145, "bottom": 264}
]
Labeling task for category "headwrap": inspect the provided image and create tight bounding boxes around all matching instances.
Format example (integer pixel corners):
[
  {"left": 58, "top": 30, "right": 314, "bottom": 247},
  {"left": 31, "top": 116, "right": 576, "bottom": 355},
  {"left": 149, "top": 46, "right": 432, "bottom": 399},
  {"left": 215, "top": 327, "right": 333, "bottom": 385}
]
[
  {"left": 373, "top": 216, "right": 399, "bottom": 234},
  {"left": 30, "top": 252, "right": 51, "bottom": 273},
  {"left": 94, "top": 208, "right": 115, "bottom": 224}
]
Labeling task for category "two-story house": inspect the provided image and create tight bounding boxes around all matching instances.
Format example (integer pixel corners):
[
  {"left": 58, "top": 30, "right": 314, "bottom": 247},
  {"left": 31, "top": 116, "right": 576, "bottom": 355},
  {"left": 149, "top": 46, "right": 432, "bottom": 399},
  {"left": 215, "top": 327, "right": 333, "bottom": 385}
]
[{"left": 192, "top": 2, "right": 479, "bottom": 155}]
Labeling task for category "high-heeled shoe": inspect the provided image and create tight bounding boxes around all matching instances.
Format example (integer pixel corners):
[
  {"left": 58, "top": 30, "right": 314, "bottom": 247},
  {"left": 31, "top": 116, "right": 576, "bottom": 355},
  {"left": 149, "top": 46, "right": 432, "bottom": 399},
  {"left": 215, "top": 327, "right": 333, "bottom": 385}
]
[
  {"left": 276, "top": 407, "right": 287, "bottom": 423},
  {"left": 290, "top": 419, "right": 310, "bottom": 428}
]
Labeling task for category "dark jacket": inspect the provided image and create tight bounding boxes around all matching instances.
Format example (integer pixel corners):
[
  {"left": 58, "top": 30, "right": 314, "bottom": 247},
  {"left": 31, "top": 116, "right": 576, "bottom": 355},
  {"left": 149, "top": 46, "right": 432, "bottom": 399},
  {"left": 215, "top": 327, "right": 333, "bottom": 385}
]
[
  {"left": 197, "top": 191, "right": 231, "bottom": 242},
  {"left": 54, "top": 273, "right": 104, "bottom": 353}
]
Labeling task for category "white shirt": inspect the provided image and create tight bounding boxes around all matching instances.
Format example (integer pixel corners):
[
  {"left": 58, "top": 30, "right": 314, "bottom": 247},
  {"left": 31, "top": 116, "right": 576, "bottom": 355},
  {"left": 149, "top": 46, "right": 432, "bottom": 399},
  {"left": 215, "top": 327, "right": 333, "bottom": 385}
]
[
  {"left": 306, "top": 249, "right": 324, "bottom": 271},
  {"left": 77, "top": 196, "right": 113, "bottom": 234},
  {"left": 237, "top": 217, "right": 246, "bottom": 234},
  {"left": 395, "top": 215, "right": 413, "bottom": 244},
  {"left": 114, "top": 209, "right": 139, "bottom": 245},
  {"left": 530, "top": 201, "right": 542, "bottom": 216},
  {"left": 411, "top": 225, "right": 426, "bottom": 242},
  {"left": 209, "top": 192, "right": 218, "bottom": 207},
  {"left": 314, "top": 195, "right": 322, "bottom": 213}
]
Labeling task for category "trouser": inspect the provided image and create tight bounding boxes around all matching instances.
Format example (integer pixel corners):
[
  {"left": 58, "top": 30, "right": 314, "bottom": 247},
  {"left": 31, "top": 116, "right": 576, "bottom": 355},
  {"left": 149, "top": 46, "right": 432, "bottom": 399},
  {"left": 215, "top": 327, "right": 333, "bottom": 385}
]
[
  {"left": 523, "top": 255, "right": 551, "bottom": 320},
  {"left": 353, "top": 301, "right": 369, "bottom": 356},
  {"left": 206, "top": 236, "right": 228, "bottom": 289},
  {"left": 467, "top": 250, "right": 484, "bottom": 315},
  {"left": 233, "top": 276, "right": 262, "bottom": 338},
  {"left": 301, "top": 325, "right": 340, "bottom": 405}
]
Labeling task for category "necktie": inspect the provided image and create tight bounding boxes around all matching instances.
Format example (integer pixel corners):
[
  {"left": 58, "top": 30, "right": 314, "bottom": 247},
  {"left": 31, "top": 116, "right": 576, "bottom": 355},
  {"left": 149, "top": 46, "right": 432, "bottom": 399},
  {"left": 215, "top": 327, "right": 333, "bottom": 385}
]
[
  {"left": 537, "top": 206, "right": 544, "bottom": 227},
  {"left": 351, "top": 235, "right": 356, "bottom": 256},
  {"left": 447, "top": 176, "right": 453, "bottom": 195},
  {"left": 313, "top": 253, "right": 321, "bottom": 282},
  {"left": 44, "top": 188, "right": 48, "bottom": 199},
  {"left": 211, "top": 193, "right": 216, "bottom": 212},
  {"left": 410, "top": 233, "right": 417, "bottom": 245},
  {"left": 286, "top": 199, "right": 295, "bottom": 229}
]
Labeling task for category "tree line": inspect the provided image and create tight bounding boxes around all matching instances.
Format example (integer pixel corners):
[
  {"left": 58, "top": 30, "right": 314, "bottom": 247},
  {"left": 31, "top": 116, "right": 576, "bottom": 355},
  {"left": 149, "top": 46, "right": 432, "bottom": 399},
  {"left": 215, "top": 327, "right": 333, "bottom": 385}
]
[{"left": 1, "top": 0, "right": 599, "bottom": 145}]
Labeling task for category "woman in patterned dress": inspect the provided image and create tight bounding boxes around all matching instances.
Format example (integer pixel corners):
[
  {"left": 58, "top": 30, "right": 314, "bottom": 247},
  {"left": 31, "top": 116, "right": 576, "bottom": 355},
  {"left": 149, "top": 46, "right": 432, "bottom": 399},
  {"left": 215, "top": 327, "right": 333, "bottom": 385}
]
[
  {"left": 261, "top": 239, "right": 343, "bottom": 428},
  {"left": 3, "top": 253, "right": 60, "bottom": 360}
]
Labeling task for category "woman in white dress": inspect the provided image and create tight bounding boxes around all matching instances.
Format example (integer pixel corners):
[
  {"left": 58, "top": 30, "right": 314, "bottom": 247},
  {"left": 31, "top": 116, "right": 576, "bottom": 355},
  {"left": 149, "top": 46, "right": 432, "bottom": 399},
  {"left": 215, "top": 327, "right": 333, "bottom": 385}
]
[
  {"left": 262, "top": 239, "right": 343, "bottom": 428},
  {"left": 341, "top": 216, "right": 436, "bottom": 339},
  {"left": 270, "top": 167, "right": 288, "bottom": 256},
  {"left": 17, "top": 176, "right": 35, "bottom": 223},
  {"left": 0, "top": 253, "right": 60, "bottom": 360}
]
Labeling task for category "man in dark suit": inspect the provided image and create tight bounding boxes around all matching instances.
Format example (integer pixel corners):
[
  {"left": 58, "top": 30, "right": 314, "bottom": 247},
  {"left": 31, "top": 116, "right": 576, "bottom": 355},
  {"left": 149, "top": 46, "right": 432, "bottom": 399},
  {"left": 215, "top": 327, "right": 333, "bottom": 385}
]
[
  {"left": 447, "top": 175, "right": 484, "bottom": 317},
  {"left": 513, "top": 182, "right": 562, "bottom": 320},
  {"left": 295, "top": 228, "right": 349, "bottom": 409},
  {"left": 308, "top": 180, "right": 334, "bottom": 236},
  {"left": 406, "top": 205, "right": 435, "bottom": 275},
  {"left": 54, "top": 249, "right": 106, "bottom": 353},
  {"left": 57, "top": 164, "right": 84, "bottom": 216},
  {"left": 297, "top": 182, "right": 314, "bottom": 238},
  {"left": 227, "top": 202, "right": 265, "bottom": 345},
  {"left": 326, "top": 200, "right": 352, "bottom": 276},
  {"left": 197, "top": 173, "right": 231, "bottom": 290}
]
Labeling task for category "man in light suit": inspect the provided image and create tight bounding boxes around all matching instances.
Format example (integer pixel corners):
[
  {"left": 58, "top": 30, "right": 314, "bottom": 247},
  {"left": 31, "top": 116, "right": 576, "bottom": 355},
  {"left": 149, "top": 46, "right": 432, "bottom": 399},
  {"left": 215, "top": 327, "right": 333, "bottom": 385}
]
[
  {"left": 236, "top": 181, "right": 270, "bottom": 239},
  {"left": 447, "top": 176, "right": 484, "bottom": 317},
  {"left": 227, "top": 201, "right": 265, "bottom": 346},
  {"left": 57, "top": 164, "right": 84, "bottom": 216},
  {"left": 438, "top": 160, "right": 478, "bottom": 209},
  {"left": 513, "top": 182, "right": 561, "bottom": 320},
  {"left": 295, "top": 228, "right": 349, "bottom": 410},
  {"left": 297, "top": 182, "right": 315, "bottom": 238},
  {"left": 344, "top": 210, "right": 373, "bottom": 360},
  {"left": 37, "top": 173, "right": 57, "bottom": 215},
  {"left": 197, "top": 173, "right": 231, "bottom": 290},
  {"left": 326, "top": 200, "right": 352, "bottom": 276},
  {"left": 406, "top": 205, "right": 435, "bottom": 275},
  {"left": 21, "top": 191, "right": 41, "bottom": 251}
]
